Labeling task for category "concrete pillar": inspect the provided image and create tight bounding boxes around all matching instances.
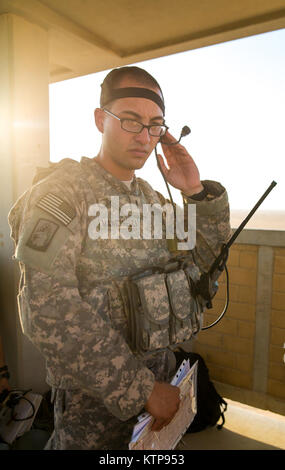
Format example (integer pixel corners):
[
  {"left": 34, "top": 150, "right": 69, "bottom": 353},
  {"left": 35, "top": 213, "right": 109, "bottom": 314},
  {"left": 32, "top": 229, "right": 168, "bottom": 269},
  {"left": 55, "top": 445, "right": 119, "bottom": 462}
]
[{"left": 0, "top": 13, "right": 50, "bottom": 393}]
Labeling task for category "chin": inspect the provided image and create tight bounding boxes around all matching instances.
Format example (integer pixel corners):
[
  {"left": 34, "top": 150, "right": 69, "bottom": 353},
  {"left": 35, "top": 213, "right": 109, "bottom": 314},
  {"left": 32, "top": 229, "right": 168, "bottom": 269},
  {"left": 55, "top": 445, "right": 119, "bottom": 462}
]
[
  {"left": 125, "top": 155, "right": 149, "bottom": 169},
  {"left": 132, "top": 159, "right": 149, "bottom": 170}
]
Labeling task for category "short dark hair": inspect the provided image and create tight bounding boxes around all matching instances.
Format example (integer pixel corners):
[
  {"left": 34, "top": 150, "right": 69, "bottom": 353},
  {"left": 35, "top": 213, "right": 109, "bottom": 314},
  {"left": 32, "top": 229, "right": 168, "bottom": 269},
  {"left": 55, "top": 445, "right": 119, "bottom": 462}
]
[{"left": 100, "top": 66, "right": 164, "bottom": 108}]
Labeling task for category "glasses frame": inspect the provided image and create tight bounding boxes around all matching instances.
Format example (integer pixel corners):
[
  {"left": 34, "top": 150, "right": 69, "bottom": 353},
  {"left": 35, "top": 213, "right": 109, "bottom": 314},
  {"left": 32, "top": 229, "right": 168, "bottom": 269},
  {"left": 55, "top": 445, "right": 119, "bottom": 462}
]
[{"left": 103, "top": 108, "right": 168, "bottom": 137}]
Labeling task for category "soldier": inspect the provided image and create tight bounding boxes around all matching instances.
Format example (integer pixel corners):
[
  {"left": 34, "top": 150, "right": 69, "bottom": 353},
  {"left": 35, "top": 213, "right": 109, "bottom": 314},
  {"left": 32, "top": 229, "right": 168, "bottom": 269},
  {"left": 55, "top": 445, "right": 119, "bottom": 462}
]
[{"left": 8, "top": 66, "right": 231, "bottom": 449}]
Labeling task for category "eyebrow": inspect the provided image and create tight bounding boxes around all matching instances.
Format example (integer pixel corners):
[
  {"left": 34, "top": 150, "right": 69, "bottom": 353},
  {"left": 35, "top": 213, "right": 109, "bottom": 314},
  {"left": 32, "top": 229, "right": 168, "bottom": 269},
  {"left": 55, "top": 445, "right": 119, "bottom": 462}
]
[{"left": 119, "top": 110, "right": 164, "bottom": 123}]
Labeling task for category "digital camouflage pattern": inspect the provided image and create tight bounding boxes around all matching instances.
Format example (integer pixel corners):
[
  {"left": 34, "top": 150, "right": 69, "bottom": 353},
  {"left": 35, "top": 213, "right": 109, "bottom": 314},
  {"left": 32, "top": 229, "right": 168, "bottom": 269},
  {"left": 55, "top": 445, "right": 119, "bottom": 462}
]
[
  {"left": 134, "top": 273, "right": 171, "bottom": 351},
  {"left": 45, "top": 388, "right": 138, "bottom": 450},
  {"left": 126, "top": 266, "right": 200, "bottom": 353},
  {"left": 8, "top": 156, "right": 231, "bottom": 449},
  {"left": 166, "top": 269, "right": 195, "bottom": 344}
]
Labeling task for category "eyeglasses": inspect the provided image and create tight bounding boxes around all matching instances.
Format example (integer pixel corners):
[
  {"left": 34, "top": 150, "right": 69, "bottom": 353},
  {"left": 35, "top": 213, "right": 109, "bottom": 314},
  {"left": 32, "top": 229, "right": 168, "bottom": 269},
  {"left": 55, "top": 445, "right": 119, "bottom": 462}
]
[{"left": 103, "top": 109, "right": 168, "bottom": 137}]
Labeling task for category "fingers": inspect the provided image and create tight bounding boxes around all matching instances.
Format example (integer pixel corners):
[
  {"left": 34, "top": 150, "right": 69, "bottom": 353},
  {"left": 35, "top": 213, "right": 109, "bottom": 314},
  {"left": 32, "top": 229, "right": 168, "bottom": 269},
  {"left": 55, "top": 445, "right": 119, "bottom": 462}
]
[
  {"left": 151, "top": 418, "right": 164, "bottom": 431},
  {"left": 161, "top": 130, "right": 185, "bottom": 151},
  {"left": 150, "top": 392, "right": 181, "bottom": 432},
  {"left": 160, "top": 131, "right": 189, "bottom": 164},
  {"left": 151, "top": 410, "right": 177, "bottom": 431},
  {"left": 160, "top": 130, "right": 176, "bottom": 145},
  {"left": 151, "top": 417, "right": 173, "bottom": 432},
  {"left": 156, "top": 153, "right": 169, "bottom": 176}
]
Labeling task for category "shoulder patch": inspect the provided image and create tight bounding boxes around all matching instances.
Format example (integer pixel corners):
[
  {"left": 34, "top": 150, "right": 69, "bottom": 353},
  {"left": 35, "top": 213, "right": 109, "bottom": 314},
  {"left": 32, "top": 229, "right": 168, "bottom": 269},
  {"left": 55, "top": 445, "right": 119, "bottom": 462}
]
[
  {"left": 15, "top": 207, "right": 75, "bottom": 274},
  {"left": 26, "top": 218, "right": 59, "bottom": 252},
  {"left": 36, "top": 193, "right": 76, "bottom": 226}
]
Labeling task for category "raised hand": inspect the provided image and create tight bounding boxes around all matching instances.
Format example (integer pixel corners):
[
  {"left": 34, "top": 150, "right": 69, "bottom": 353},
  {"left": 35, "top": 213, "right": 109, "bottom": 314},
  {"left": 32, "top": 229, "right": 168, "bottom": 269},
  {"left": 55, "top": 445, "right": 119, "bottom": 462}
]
[{"left": 156, "top": 131, "right": 203, "bottom": 196}]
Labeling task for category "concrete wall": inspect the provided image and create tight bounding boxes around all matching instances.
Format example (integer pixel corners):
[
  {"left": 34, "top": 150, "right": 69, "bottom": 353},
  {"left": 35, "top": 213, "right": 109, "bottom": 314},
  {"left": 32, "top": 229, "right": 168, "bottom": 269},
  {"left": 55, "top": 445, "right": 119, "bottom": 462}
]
[{"left": 192, "top": 229, "right": 285, "bottom": 416}]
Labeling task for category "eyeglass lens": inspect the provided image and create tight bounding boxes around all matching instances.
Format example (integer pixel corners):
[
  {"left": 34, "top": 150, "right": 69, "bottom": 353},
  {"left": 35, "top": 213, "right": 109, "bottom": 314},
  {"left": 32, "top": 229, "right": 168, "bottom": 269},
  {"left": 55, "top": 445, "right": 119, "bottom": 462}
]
[{"left": 122, "top": 119, "right": 166, "bottom": 136}]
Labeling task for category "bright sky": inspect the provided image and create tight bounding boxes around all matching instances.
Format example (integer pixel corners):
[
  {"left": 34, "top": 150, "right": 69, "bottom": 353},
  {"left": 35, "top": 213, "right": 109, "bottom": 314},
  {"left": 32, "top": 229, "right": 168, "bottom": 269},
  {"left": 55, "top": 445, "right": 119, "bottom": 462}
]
[{"left": 49, "top": 28, "right": 285, "bottom": 223}]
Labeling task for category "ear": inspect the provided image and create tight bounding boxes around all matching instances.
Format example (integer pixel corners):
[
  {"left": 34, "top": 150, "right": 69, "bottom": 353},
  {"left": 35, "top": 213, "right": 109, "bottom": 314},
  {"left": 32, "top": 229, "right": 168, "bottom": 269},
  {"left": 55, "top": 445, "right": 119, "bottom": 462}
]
[{"left": 94, "top": 108, "right": 104, "bottom": 134}]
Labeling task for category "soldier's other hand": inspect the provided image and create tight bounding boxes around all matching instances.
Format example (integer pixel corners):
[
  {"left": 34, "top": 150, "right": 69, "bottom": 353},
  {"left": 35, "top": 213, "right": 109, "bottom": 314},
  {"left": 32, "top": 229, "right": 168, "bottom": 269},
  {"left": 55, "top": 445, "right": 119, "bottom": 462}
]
[{"left": 144, "top": 381, "right": 180, "bottom": 431}]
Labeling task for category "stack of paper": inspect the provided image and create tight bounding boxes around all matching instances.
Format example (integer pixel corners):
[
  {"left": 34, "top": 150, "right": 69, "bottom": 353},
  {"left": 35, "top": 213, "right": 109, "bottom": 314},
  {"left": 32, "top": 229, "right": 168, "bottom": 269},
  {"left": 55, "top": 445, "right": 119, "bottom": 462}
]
[{"left": 129, "top": 359, "right": 197, "bottom": 450}]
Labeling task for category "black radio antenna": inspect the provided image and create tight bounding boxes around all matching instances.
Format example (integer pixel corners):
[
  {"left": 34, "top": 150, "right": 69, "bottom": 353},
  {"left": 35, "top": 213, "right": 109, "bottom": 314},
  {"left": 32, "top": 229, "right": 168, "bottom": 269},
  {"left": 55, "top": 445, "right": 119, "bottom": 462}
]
[
  {"left": 210, "top": 180, "right": 277, "bottom": 275},
  {"left": 199, "top": 180, "right": 277, "bottom": 330}
]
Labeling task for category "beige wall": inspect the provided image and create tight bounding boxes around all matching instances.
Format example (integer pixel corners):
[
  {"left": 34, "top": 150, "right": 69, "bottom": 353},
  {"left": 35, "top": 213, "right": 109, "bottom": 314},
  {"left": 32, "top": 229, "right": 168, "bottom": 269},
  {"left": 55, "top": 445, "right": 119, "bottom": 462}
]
[
  {"left": 192, "top": 233, "right": 285, "bottom": 415},
  {"left": 269, "top": 248, "right": 285, "bottom": 401}
]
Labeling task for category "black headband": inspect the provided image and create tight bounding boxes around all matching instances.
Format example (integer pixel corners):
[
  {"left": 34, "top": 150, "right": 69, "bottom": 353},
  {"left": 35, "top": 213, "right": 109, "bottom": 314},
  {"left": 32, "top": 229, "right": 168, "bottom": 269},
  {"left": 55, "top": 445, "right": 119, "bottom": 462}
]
[{"left": 101, "top": 87, "right": 165, "bottom": 115}]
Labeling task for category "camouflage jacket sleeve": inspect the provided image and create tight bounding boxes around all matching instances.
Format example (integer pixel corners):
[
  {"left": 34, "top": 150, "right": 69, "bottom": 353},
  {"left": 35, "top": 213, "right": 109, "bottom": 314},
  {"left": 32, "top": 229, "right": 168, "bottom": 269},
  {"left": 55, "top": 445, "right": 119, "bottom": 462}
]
[
  {"left": 9, "top": 177, "right": 155, "bottom": 422},
  {"left": 183, "top": 179, "right": 231, "bottom": 272},
  {"left": 156, "top": 179, "right": 231, "bottom": 272}
]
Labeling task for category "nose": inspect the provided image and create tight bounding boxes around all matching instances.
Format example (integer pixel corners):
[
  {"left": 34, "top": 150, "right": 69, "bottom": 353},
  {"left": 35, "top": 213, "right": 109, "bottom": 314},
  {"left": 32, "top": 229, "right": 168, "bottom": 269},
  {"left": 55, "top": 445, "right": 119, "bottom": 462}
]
[{"left": 134, "top": 126, "right": 151, "bottom": 145}]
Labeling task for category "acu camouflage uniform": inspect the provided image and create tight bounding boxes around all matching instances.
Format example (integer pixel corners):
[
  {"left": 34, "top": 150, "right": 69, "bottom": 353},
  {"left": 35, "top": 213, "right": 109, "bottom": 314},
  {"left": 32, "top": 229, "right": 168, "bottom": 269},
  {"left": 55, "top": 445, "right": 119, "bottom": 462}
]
[{"left": 8, "top": 157, "right": 231, "bottom": 450}]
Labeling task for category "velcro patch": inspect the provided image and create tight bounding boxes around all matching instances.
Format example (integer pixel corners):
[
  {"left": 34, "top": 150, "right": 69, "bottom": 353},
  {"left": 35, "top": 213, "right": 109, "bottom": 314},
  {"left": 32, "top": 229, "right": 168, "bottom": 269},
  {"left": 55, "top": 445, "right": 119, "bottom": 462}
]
[
  {"left": 36, "top": 193, "right": 76, "bottom": 226},
  {"left": 26, "top": 218, "right": 59, "bottom": 252},
  {"left": 15, "top": 207, "right": 74, "bottom": 274}
]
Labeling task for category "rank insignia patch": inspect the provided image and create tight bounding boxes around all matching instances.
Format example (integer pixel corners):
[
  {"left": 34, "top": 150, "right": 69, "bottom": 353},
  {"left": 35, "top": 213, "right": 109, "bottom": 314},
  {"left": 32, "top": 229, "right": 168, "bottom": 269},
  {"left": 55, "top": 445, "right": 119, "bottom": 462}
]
[
  {"left": 26, "top": 219, "right": 59, "bottom": 251},
  {"left": 36, "top": 193, "right": 76, "bottom": 226}
]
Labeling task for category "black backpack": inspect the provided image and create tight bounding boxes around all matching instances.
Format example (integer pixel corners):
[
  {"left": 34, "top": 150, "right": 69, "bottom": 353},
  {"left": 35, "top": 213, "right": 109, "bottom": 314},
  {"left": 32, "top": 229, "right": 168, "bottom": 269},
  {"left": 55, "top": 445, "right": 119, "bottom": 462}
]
[{"left": 174, "top": 350, "right": 227, "bottom": 433}]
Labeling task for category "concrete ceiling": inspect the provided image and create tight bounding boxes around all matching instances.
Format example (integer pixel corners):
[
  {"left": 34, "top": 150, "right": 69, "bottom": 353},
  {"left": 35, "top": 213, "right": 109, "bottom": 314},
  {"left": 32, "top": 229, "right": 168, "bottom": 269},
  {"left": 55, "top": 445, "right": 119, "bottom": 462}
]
[{"left": 2, "top": 0, "right": 285, "bottom": 83}]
